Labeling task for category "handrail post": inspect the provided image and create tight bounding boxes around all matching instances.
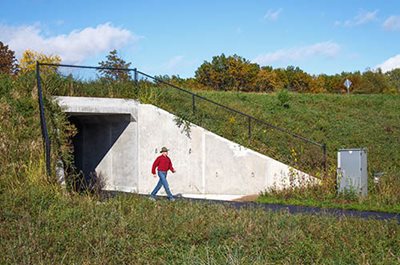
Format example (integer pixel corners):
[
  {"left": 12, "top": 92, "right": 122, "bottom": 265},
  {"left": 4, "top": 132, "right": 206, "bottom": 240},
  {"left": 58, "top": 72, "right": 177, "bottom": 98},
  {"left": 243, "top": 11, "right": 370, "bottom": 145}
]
[
  {"left": 36, "top": 61, "right": 51, "bottom": 177},
  {"left": 133, "top": 68, "right": 138, "bottom": 83},
  {"left": 248, "top": 116, "right": 252, "bottom": 140},
  {"left": 133, "top": 68, "right": 139, "bottom": 98}
]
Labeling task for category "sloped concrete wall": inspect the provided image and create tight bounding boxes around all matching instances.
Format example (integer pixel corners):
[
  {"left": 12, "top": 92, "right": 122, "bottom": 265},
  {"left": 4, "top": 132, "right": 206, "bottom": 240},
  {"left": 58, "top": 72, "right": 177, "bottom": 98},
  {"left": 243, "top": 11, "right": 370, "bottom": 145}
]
[
  {"left": 137, "top": 104, "right": 203, "bottom": 195},
  {"left": 56, "top": 96, "right": 313, "bottom": 196},
  {"left": 138, "top": 104, "right": 312, "bottom": 196}
]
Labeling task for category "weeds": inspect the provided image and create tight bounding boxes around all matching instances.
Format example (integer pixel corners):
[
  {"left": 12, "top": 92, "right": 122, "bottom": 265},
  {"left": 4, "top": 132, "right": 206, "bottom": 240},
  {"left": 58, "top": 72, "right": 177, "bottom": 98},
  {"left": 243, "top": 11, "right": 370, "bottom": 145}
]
[
  {"left": 1, "top": 185, "right": 399, "bottom": 264},
  {"left": 174, "top": 111, "right": 193, "bottom": 138},
  {"left": 277, "top": 88, "right": 290, "bottom": 108}
]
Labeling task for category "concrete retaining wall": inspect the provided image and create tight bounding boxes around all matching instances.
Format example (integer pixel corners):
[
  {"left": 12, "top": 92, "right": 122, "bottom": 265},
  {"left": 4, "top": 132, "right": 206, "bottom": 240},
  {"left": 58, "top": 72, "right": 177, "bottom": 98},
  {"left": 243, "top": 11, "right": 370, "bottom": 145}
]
[{"left": 55, "top": 96, "right": 313, "bottom": 196}]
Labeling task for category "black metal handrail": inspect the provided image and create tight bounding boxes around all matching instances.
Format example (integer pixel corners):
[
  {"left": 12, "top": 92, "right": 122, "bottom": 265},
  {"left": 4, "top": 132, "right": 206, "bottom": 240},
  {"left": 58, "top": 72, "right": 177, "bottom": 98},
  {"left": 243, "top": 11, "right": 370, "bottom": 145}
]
[
  {"left": 36, "top": 62, "right": 328, "bottom": 176},
  {"left": 36, "top": 62, "right": 51, "bottom": 176},
  {"left": 137, "top": 70, "right": 325, "bottom": 147}
]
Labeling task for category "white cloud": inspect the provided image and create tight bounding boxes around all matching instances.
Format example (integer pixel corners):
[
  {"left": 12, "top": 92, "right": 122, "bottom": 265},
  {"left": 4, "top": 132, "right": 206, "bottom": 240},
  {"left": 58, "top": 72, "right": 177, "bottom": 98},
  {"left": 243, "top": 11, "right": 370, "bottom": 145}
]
[
  {"left": 383, "top": 16, "right": 400, "bottom": 31},
  {"left": 376, "top": 54, "right": 400, "bottom": 72},
  {"left": 335, "top": 9, "right": 378, "bottom": 27},
  {"left": 353, "top": 9, "right": 378, "bottom": 25},
  {"left": 164, "top": 55, "right": 185, "bottom": 70},
  {"left": 0, "top": 22, "right": 139, "bottom": 64},
  {"left": 253, "top": 41, "right": 340, "bottom": 65},
  {"left": 263, "top": 8, "right": 282, "bottom": 21},
  {"left": 155, "top": 55, "right": 197, "bottom": 76}
]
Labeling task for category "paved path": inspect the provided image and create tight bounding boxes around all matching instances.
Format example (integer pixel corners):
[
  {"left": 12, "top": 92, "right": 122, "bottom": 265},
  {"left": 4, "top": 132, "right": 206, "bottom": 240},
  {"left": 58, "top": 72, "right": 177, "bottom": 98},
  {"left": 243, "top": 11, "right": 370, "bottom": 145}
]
[
  {"left": 187, "top": 197, "right": 400, "bottom": 223},
  {"left": 102, "top": 191, "right": 399, "bottom": 223}
]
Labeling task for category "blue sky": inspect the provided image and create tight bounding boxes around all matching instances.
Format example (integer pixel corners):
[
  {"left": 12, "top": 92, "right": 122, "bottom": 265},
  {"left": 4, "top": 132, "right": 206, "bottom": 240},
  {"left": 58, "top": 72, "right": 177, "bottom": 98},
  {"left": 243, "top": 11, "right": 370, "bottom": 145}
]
[{"left": 1, "top": 0, "right": 400, "bottom": 77}]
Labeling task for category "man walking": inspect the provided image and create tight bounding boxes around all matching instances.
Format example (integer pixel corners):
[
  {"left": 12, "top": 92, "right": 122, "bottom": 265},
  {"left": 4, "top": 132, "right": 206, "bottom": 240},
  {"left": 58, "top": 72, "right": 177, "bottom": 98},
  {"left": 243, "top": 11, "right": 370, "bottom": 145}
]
[{"left": 150, "top": 147, "right": 176, "bottom": 201}]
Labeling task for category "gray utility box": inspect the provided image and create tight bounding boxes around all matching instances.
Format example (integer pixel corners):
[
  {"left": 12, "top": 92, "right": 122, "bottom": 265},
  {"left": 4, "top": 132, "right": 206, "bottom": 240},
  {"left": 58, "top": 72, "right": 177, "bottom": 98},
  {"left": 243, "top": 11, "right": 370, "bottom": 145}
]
[{"left": 337, "top": 148, "right": 368, "bottom": 196}]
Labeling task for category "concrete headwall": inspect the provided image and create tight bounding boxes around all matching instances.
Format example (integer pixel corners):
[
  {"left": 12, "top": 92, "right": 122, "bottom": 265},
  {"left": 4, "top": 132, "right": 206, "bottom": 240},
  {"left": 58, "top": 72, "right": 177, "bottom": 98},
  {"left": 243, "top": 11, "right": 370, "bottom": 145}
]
[
  {"left": 56, "top": 96, "right": 312, "bottom": 196},
  {"left": 138, "top": 104, "right": 311, "bottom": 196}
]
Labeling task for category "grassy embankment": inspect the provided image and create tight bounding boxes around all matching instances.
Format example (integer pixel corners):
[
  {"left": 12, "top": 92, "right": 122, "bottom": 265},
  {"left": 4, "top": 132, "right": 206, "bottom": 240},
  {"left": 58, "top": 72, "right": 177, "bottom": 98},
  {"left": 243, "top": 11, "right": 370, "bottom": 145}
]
[
  {"left": 1, "top": 73, "right": 400, "bottom": 263},
  {"left": 189, "top": 91, "right": 400, "bottom": 213},
  {"left": 41, "top": 72, "right": 400, "bottom": 213}
]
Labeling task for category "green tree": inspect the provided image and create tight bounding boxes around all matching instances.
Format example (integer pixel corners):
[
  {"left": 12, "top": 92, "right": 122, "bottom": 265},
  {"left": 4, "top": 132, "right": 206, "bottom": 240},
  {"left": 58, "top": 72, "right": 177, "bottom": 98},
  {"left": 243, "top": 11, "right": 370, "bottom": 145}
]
[
  {"left": 358, "top": 69, "right": 390, "bottom": 94},
  {"left": 0, "top": 42, "right": 18, "bottom": 75},
  {"left": 98, "top": 49, "right": 132, "bottom": 81},
  {"left": 386, "top": 68, "right": 400, "bottom": 93},
  {"left": 322, "top": 74, "right": 343, "bottom": 93}
]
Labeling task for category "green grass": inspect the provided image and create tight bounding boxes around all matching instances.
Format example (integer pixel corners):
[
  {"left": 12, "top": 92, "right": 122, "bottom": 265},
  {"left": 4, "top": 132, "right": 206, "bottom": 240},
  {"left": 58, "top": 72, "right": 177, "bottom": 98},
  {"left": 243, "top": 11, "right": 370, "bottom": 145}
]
[
  {"left": 1, "top": 72, "right": 400, "bottom": 263},
  {"left": 1, "top": 181, "right": 399, "bottom": 264},
  {"left": 193, "top": 91, "right": 400, "bottom": 175},
  {"left": 257, "top": 195, "right": 400, "bottom": 214},
  {"left": 182, "top": 91, "right": 400, "bottom": 213}
]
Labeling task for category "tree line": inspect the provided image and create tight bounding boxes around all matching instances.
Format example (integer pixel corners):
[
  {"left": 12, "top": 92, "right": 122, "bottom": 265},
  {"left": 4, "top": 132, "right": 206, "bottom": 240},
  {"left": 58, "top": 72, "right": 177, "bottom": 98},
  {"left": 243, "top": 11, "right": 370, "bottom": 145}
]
[
  {"left": 1, "top": 42, "right": 399, "bottom": 94},
  {"left": 151, "top": 53, "right": 400, "bottom": 94},
  {"left": 182, "top": 53, "right": 399, "bottom": 94}
]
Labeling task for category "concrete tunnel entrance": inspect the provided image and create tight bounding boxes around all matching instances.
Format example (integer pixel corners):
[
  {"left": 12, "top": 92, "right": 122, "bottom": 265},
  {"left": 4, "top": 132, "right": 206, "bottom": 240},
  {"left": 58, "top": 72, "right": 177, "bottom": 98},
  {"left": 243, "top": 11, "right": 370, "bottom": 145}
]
[
  {"left": 68, "top": 114, "right": 131, "bottom": 189},
  {"left": 55, "top": 96, "right": 139, "bottom": 192}
]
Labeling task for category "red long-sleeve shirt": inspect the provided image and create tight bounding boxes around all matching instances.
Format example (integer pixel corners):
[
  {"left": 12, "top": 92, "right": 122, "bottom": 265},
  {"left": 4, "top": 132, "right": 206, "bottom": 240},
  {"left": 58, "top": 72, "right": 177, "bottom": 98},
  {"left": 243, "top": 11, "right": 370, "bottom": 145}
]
[{"left": 151, "top": 155, "right": 175, "bottom": 174}]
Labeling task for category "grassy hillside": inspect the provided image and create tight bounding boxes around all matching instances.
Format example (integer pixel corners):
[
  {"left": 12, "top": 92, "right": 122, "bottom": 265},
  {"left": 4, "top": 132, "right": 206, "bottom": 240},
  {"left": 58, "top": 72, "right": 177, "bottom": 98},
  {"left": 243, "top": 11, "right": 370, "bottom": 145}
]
[
  {"left": 166, "top": 90, "right": 400, "bottom": 174},
  {"left": 147, "top": 87, "right": 400, "bottom": 211},
  {"left": 37, "top": 71, "right": 400, "bottom": 212},
  {"left": 182, "top": 91, "right": 400, "bottom": 212},
  {"left": 1, "top": 73, "right": 400, "bottom": 263}
]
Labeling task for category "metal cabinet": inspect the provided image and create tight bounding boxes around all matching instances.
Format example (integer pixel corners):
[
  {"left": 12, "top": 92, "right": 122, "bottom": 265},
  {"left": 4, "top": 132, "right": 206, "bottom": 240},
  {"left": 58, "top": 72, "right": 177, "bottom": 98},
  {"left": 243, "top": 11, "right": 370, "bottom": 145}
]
[{"left": 337, "top": 148, "right": 368, "bottom": 196}]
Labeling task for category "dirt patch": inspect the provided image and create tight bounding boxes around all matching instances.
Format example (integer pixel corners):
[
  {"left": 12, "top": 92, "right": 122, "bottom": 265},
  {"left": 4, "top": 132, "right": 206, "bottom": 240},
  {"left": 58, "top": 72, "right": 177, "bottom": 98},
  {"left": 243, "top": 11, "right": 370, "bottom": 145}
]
[{"left": 233, "top": 194, "right": 259, "bottom": 202}]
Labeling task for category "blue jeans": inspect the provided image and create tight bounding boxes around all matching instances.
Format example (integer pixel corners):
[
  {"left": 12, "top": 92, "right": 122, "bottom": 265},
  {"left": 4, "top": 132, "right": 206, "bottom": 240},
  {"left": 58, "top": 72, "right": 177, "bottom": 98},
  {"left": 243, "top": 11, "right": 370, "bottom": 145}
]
[{"left": 151, "top": 171, "right": 174, "bottom": 199}]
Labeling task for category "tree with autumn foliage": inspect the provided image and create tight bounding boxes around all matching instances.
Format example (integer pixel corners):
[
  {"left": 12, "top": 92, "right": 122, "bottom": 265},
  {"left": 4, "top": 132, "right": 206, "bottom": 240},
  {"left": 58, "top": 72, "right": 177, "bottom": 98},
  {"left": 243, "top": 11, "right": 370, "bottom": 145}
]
[
  {"left": 254, "top": 66, "right": 279, "bottom": 92},
  {"left": 192, "top": 52, "right": 399, "bottom": 94},
  {"left": 19, "top": 49, "right": 61, "bottom": 75},
  {"left": 226, "top": 55, "right": 259, "bottom": 91},
  {"left": 0, "top": 42, "right": 18, "bottom": 75},
  {"left": 310, "top": 75, "right": 328, "bottom": 93},
  {"left": 195, "top": 53, "right": 233, "bottom": 90},
  {"left": 195, "top": 54, "right": 259, "bottom": 91}
]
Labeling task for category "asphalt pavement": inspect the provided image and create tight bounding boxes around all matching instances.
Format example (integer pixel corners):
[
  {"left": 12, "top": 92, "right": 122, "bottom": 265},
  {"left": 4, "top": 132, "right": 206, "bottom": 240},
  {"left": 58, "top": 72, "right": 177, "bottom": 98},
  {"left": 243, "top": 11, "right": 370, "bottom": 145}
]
[{"left": 101, "top": 191, "right": 400, "bottom": 223}]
